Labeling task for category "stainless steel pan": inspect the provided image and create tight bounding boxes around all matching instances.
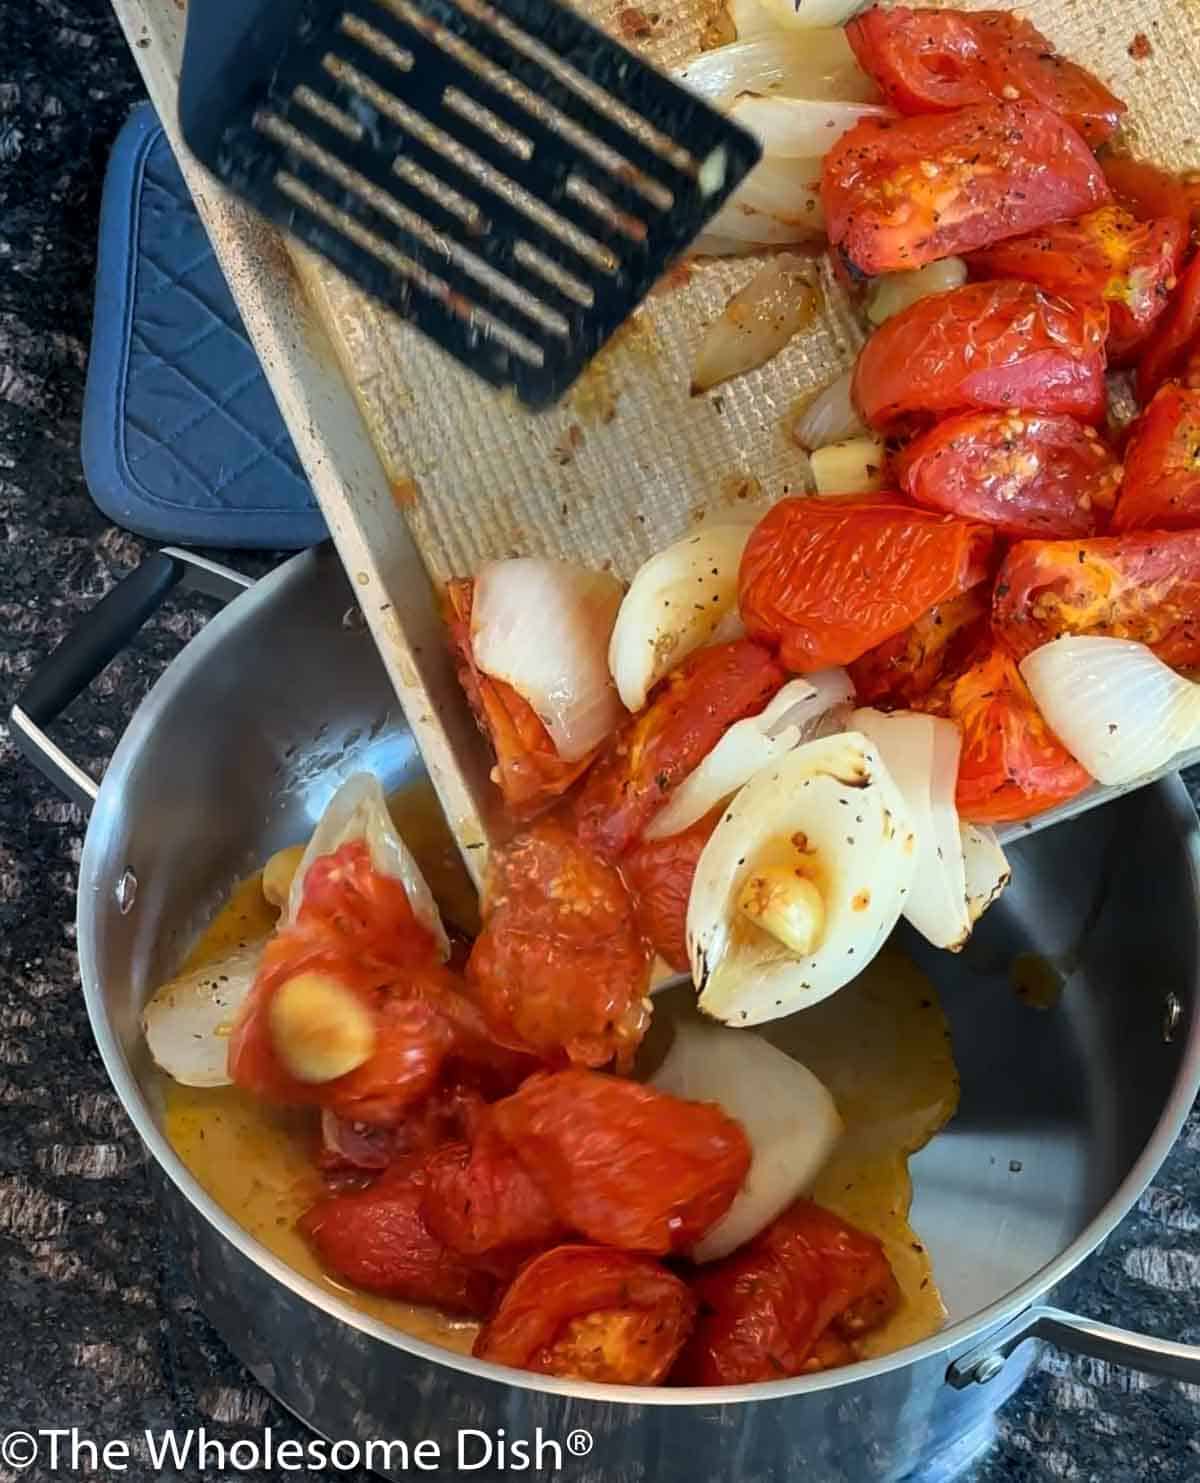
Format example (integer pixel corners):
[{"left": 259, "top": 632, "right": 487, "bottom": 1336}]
[{"left": 13, "top": 543, "right": 1200, "bottom": 1482}]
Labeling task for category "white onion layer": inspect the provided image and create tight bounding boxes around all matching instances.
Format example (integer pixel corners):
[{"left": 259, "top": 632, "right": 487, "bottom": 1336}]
[
  {"left": 652, "top": 1020, "right": 843, "bottom": 1261},
  {"left": 142, "top": 942, "right": 264, "bottom": 1088},
  {"left": 609, "top": 526, "right": 750, "bottom": 713},
  {"left": 646, "top": 670, "right": 854, "bottom": 840},
  {"left": 1021, "top": 637, "right": 1200, "bottom": 786},
  {"left": 730, "top": 95, "right": 892, "bottom": 160},
  {"left": 852, "top": 708, "right": 970, "bottom": 951},
  {"left": 961, "top": 824, "right": 1011, "bottom": 926},
  {"left": 676, "top": 31, "right": 878, "bottom": 110},
  {"left": 289, "top": 774, "right": 449, "bottom": 958},
  {"left": 472, "top": 558, "right": 624, "bottom": 763},
  {"left": 695, "top": 156, "right": 826, "bottom": 250},
  {"left": 734, "top": 155, "right": 827, "bottom": 219},
  {"left": 688, "top": 732, "right": 917, "bottom": 1026},
  {"left": 690, "top": 232, "right": 768, "bottom": 257}
]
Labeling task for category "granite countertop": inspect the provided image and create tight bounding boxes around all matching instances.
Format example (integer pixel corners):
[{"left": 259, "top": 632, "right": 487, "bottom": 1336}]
[{"left": 1, "top": 2, "right": 1198, "bottom": 1479}]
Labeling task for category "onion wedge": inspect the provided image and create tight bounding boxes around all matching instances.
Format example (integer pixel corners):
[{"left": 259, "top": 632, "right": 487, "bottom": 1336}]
[
  {"left": 609, "top": 525, "right": 750, "bottom": 713},
  {"left": 730, "top": 95, "right": 891, "bottom": 159},
  {"left": 645, "top": 670, "right": 854, "bottom": 840},
  {"left": 962, "top": 824, "right": 1011, "bottom": 926},
  {"left": 1021, "top": 636, "right": 1200, "bottom": 786},
  {"left": 472, "top": 557, "right": 625, "bottom": 763},
  {"left": 700, "top": 196, "right": 824, "bottom": 249},
  {"left": 676, "top": 31, "right": 879, "bottom": 110},
  {"left": 688, "top": 732, "right": 917, "bottom": 1025},
  {"left": 691, "top": 255, "right": 819, "bottom": 393},
  {"left": 852, "top": 708, "right": 971, "bottom": 951},
  {"left": 734, "top": 155, "right": 826, "bottom": 218},
  {"left": 694, "top": 157, "right": 826, "bottom": 250},
  {"left": 142, "top": 942, "right": 264, "bottom": 1088},
  {"left": 289, "top": 773, "right": 449, "bottom": 958},
  {"left": 652, "top": 1020, "right": 843, "bottom": 1261}
]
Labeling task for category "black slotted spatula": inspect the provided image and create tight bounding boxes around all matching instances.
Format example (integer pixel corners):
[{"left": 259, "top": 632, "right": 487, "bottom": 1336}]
[{"left": 178, "top": 0, "right": 761, "bottom": 409}]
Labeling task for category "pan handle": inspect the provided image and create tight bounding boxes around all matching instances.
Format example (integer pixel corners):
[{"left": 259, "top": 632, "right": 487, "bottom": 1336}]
[
  {"left": 10, "top": 547, "right": 253, "bottom": 812},
  {"left": 946, "top": 1304, "right": 1200, "bottom": 1389}
]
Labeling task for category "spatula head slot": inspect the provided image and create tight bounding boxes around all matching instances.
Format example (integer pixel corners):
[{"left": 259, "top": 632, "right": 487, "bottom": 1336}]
[{"left": 180, "top": 0, "right": 761, "bottom": 406}]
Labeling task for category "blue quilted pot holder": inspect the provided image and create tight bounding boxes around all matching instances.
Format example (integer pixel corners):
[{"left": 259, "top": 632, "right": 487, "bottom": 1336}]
[{"left": 82, "top": 104, "right": 326, "bottom": 549}]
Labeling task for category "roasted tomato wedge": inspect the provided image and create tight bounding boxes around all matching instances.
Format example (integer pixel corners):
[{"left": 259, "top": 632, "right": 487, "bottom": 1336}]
[
  {"left": 1137, "top": 252, "right": 1200, "bottom": 405},
  {"left": 619, "top": 809, "right": 721, "bottom": 973},
  {"left": 230, "top": 958, "right": 504, "bottom": 1125},
  {"left": 473, "top": 1247, "right": 696, "bottom": 1384},
  {"left": 895, "top": 411, "right": 1120, "bottom": 539},
  {"left": 490, "top": 1068, "right": 751, "bottom": 1255},
  {"left": 299, "top": 1155, "right": 499, "bottom": 1314},
  {"left": 231, "top": 835, "right": 530, "bottom": 1124},
  {"left": 853, "top": 281, "right": 1108, "bottom": 432},
  {"left": 967, "top": 207, "right": 1184, "bottom": 365},
  {"left": 292, "top": 838, "right": 440, "bottom": 967},
  {"left": 228, "top": 840, "right": 505, "bottom": 1125},
  {"left": 847, "top": 584, "right": 989, "bottom": 708},
  {"left": 917, "top": 642, "right": 1090, "bottom": 824},
  {"left": 574, "top": 640, "right": 784, "bottom": 862},
  {"left": 421, "top": 1117, "right": 565, "bottom": 1259},
  {"left": 846, "top": 7, "right": 1125, "bottom": 146},
  {"left": 671, "top": 1199, "right": 900, "bottom": 1385},
  {"left": 993, "top": 530, "right": 1200, "bottom": 668},
  {"left": 444, "top": 578, "right": 596, "bottom": 820},
  {"left": 1102, "top": 154, "right": 1200, "bottom": 244},
  {"left": 1112, "top": 385, "right": 1200, "bottom": 531},
  {"left": 738, "top": 497, "right": 993, "bottom": 672},
  {"left": 467, "top": 817, "right": 653, "bottom": 1070},
  {"left": 822, "top": 101, "right": 1111, "bottom": 276}
]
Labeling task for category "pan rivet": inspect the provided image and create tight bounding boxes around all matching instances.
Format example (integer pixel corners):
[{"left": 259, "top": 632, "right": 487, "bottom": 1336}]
[
  {"left": 973, "top": 1354, "right": 1005, "bottom": 1385},
  {"left": 341, "top": 605, "right": 366, "bottom": 631},
  {"left": 1163, "top": 993, "right": 1183, "bottom": 1044},
  {"left": 115, "top": 869, "right": 138, "bottom": 915}
]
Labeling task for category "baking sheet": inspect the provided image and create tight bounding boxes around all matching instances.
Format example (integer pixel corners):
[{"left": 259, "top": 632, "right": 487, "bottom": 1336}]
[
  {"left": 111, "top": 0, "right": 1200, "bottom": 859},
  {"left": 292, "top": 0, "right": 1200, "bottom": 581}
]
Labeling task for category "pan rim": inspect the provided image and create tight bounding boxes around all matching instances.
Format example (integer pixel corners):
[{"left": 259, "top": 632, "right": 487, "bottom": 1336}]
[{"left": 76, "top": 550, "right": 1200, "bottom": 1407}]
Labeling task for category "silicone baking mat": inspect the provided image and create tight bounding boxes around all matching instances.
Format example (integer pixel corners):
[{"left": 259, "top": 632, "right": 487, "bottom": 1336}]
[
  {"left": 107, "top": 0, "right": 1200, "bottom": 861},
  {"left": 287, "top": 0, "right": 1200, "bottom": 586}
]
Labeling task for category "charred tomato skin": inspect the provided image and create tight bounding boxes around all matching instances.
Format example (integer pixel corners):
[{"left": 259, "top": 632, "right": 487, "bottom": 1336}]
[
  {"left": 853, "top": 281, "right": 1108, "bottom": 433},
  {"left": 895, "top": 411, "right": 1120, "bottom": 539},
  {"left": 822, "top": 102, "right": 1112, "bottom": 276},
  {"left": 993, "top": 528, "right": 1200, "bottom": 668},
  {"left": 738, "top": 497, "right": 994, "bottom": 672},
  {"left": 473, "top": 1246, "right": 697, "bottom": 1384},
  {"left": 846, "top": 7, "right": 1126, "bottom": 146}
]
